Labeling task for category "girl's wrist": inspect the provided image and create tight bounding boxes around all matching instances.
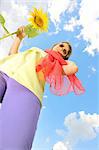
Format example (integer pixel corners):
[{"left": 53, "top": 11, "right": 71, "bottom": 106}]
[{"left": 15, "top": 36, "right": 23, "bottom": 42}]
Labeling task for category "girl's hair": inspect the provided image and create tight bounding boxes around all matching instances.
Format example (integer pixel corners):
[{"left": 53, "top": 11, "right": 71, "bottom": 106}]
[{"left": 51, "top": 41, "right": 72, "bottom": 60}]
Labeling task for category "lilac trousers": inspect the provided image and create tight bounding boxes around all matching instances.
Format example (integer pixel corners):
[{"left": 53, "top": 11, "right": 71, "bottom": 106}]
[{"left": 0, "top": 71, "right": 41, "bottom": 150}]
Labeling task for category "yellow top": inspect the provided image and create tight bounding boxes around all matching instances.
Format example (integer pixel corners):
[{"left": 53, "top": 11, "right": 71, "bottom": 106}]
[{"left": 0, "top": 47, "right": 47, "bottom": 106}]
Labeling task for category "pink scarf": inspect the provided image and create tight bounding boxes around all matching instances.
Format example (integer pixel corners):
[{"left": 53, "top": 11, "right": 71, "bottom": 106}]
[{"left": 36, "top": 49, "right": 85, "bottom": 96}]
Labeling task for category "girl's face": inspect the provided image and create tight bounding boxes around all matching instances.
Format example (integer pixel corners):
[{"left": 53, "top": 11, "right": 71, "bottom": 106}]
[{"left": 52, "top": 42, "right": 70, "bottom": 57}]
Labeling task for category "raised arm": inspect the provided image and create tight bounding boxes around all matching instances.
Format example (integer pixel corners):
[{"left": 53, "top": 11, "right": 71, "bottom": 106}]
[
  {"left": 8, "top": 26, "right": 26, "bottom": 55},
  {"left": 62, "top": 60, "right": 78, "bottom": 76}
]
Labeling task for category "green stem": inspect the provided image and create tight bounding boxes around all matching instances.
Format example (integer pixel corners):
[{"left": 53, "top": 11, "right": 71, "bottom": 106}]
[
  {"left": 0, "top": 31, "right": 17, "bottom": 40},
  {"left": 2, "top": 25, "right": 14, "bottom": 39},
  {"left": 2, "top": 25, "right": 10, "bottom": 34}
]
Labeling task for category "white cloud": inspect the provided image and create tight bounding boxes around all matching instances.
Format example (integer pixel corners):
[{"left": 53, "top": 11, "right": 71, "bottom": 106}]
[
  {"left": 53, "top": 141, "right": 72, "bottom": 150},
  {"left": 48, "top": 0, "right": 99, "bottom": 56},
  {"left": 43, "top": 95, "right": 48, "bottom": 99},
  {"left": 79, "top": 111, "right": 99, "bottom": 128},
  {"left": 0, "top": 38, "right": 14, "bottom": 59},
  {"left": 63, "top": 0, "right": 99, "bottom": 56},
  {"left": 0, "top": 0, "right": 29, "bottom": 58},
  {"left": 0, "top": 0, "right": 99, "bottom": 58},
  {"left": 67, "top": 0, "right": 78, "bottom": 13},
  {"left": 48, "top": 0, "right": 70, "bottom": 25},
  {"left": 77, "top": 0, "right": 99, "bottom": 56},
  {"left": 42, "top": 105, "right": 46, "bottom": 109},
  {"left": 53, "top": 111, "right": 99, "bottom": 149},
  {"left": 49, "top": 0, "right": 99, "bottom": 56},
  {"left": 0, "top": 0, "right": 49, "bottom": 59},
  {"left": 48, "top": 0, "right": 77, "bottom": 34},
  {"left": 88, "top": 66, "right": 96, "bottom": 78},
  {"left": 48, "top": 0, "right": 77, "bottom": 24},
  {"left": 64, "top": 111, "right": 99, "bottom": 144},
  {"left": 64, "top": 17, "right": 80, "bottom": 32},
  {"left": 91, "top": 67, "right": 96, "bottom": 73}
]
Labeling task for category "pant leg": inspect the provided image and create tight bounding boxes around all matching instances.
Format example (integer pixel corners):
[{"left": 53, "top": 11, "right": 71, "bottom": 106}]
[
  {"left": 0, "top": 72, "right": 7, "bottom": 103},
  {"left": 0, "top": 73, "right": 41, "bottom": 150}
]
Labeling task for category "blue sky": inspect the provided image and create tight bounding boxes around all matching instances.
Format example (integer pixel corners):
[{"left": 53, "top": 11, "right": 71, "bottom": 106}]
[
  {"left": 26, "top": 28, "right": 98, "bottom": 150},
  {"left": 0, "top": 0, "right": 99, "bottom": 150}
]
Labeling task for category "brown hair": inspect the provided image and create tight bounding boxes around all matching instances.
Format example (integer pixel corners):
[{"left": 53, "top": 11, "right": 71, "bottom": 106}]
[{"left": 51, "top": 41, "right": 72, "bottom": 60}]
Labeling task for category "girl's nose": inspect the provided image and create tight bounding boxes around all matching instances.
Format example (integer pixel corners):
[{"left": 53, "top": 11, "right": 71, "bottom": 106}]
[{"left": 63, "top": 49, "right": 67, "bottom": 54}]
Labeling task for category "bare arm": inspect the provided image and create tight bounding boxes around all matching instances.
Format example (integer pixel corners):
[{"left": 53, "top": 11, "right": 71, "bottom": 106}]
[
  {"left": 8, "top": 37, "right": 22, "bottom": 55},
  {"left": 8, "top": 26, "right": 26, "bottom": 55},
  {"left": 62, "top": 60, "right": 78, "bottom": 76}
]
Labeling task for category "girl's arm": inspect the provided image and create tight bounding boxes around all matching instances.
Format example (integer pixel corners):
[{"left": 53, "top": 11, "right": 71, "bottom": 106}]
[
  {"left": 8, "top": 26, "right": 26, "bottom": 55},
  {"left": 62, "top": 60, "right": 78, "bottom": 76}
]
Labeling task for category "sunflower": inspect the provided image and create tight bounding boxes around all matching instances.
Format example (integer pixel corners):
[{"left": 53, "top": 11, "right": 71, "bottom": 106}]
[{"left": 28, "top": 7, "right": 49, "bottom": 32}]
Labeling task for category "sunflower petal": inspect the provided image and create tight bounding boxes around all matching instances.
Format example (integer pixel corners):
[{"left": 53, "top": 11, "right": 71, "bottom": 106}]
[{"left": 28, "top": 7, "right": 49, "bottom": 32}]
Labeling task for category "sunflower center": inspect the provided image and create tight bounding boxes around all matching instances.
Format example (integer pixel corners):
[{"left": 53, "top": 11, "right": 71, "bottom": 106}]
[{"left": 34, "top": 16, "right": 43, "bottom": 27}]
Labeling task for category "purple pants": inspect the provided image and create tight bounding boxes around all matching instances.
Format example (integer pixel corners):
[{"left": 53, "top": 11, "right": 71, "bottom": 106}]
[{"left": 0, "top": 71, "right": 41, "bottom": 150}]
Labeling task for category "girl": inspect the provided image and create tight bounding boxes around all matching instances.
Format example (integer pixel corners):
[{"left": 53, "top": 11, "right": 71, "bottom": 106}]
[{"left": 0, "top": 26, "right": 84, "bottom": 150}]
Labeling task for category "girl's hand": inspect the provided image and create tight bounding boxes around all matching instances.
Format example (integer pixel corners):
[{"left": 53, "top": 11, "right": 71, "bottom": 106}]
[
  {"left": 16, "top": 26, "right": 26, "bottom": 40},
  {"left": 9, "top": 26, "right": 26, "bottom": 55},
  {"left": 62, "top": 60, "right": 78, "bottom": 75}
]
